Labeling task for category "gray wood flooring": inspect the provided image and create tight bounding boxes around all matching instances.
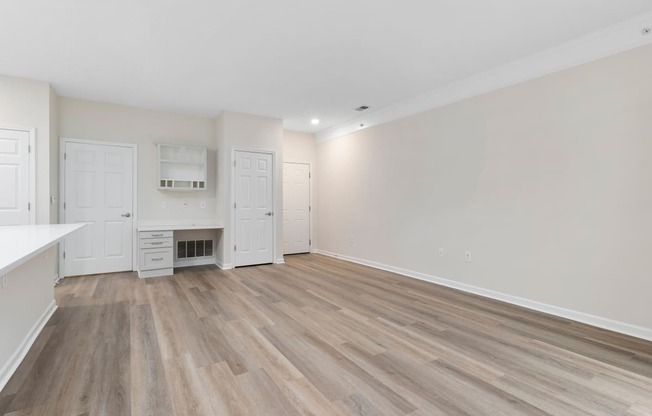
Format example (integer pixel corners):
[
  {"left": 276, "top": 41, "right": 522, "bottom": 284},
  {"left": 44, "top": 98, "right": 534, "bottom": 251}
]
[{"left": 1, "top": 254, "right": 650, "bottom": 415}]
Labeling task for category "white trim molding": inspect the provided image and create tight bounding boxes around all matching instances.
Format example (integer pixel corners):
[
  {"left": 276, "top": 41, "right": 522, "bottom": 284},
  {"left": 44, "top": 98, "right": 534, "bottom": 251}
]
[
  {"left": 0, "top": 301, "right": 57, "bottom": 391},
  {"left": 316, "top": 12, "right": 652, "bottom": 142},
  {"left": 313, "top": 249, "right": 652, "bottom": 342}
]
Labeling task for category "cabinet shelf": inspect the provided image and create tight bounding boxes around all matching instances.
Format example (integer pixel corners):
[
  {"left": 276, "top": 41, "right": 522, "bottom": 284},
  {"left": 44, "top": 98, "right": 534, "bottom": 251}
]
[{"left": 156, "top": 143, "right": 207, "bottom": 191}]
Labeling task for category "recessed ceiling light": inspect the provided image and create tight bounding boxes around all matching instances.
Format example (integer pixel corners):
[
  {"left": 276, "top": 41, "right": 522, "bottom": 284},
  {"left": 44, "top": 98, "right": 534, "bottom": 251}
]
[{"left": 310, "top": 118, "right": 320, "bottom": 125}]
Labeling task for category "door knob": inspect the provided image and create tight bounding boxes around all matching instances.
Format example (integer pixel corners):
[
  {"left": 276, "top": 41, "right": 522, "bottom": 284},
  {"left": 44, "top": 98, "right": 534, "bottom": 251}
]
[
  {"left": 265, "top": 212, "right": 273, "bottom": 216},
  {"left": 121, "top": 213, "right": 131, "bottom": 218}
]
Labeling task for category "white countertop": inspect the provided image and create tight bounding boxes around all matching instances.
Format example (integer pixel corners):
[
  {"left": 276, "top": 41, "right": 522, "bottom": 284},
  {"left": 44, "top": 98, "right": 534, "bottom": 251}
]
[
  {"left": 0, "top": 224, "right": 86, "bottom": 276},
  {"left": 138, "top": 222, "right": 224, "bottom": 232}
]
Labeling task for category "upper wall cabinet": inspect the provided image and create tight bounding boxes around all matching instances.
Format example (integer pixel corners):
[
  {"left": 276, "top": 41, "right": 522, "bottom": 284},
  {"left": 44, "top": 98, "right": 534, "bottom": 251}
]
[{"left": 156, "top": 142, "right": 207, "bottom": 191}]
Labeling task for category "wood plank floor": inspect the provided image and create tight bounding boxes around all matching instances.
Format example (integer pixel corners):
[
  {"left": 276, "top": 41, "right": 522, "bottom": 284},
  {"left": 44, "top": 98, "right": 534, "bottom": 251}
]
[{"left": 1, "top": 254, "right": 651, "bottom": 415}]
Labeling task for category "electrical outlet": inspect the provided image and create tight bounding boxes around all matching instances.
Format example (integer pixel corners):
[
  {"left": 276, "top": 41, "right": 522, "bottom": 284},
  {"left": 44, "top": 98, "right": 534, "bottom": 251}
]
[
  {"left": 161, "top": 201, "right": 167, "bottom": 208},
  {"left": 464, "top": 251, "right": 472, "bottom": 262},
  {"left": 200, "top": 201, "right": 206, "bottom": 209},
  {"left": 438, "top": 248, "right": 444, "bottom": 257}
]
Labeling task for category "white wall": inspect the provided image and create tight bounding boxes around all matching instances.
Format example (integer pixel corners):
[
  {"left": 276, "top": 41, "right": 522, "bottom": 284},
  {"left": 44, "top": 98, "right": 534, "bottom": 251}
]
[
  {"left": 0, "top": 247, "right": 57, "bottom": 388},
  {"left": 215, "top": 114, "right": 228, "bottom": 265},
  {"left": 283, "top": 130, "right": 317, "bottom": 247},
  {"left": 0, "top": 75, "right": 55, "bottom": 224},
  {"left": 48, "top": 87, "right": 59, "bottom": 225},
  {"left": 316, "top": 43, "right": 652, "bottom": 335},
  {"left": 216, "top": 111, "right": 284, "bottom": 268},
  {"left": 58, "top": 97, "right": 217, "bottom": 221}
]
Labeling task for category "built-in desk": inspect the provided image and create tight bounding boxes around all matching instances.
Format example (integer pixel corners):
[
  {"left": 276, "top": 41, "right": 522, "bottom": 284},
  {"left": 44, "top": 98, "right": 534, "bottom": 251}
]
[{"left": 136, "top": 223, "right": 223, "bottom": 278}]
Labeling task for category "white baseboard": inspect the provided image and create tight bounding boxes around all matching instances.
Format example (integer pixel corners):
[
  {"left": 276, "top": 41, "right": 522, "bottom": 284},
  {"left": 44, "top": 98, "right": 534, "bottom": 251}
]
[
  {"left": 0, "top": 300, "right": 58, "bottom": 391},
  {"left": 216, "top": 260, "right": 233, "bottom": 270},
  {"left": 215, "top": 259, "right": 282, "bottom": 269},
  {"left": 313, "top": 249, "right": 652, "bottom": 342}
]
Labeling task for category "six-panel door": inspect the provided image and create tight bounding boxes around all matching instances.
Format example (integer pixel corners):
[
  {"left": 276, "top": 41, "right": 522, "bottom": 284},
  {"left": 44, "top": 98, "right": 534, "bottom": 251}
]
[
  {"left": 0, "top": 128, "right": 30, "bottom": 225},
  {"left": 283, "top": 162, "right": 310, "bottom": 254},
  {"left": 234, "top": 151, "right": 274, "bottom": 267},
  {"left": 64, "top": 142, "right": 134, "bottom": 276}
]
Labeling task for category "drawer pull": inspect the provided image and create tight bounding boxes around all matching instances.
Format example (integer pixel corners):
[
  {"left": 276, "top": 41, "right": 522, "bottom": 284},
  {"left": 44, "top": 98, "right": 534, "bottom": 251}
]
[
  {"left": 151, "top": 258, "right": 164, "bottom": 261},
  {"left": 150, "top": 242, "right": 163, "bottom": 245},
  {"left": 151, "top": 234, "right": 164, "bottom": 237}
]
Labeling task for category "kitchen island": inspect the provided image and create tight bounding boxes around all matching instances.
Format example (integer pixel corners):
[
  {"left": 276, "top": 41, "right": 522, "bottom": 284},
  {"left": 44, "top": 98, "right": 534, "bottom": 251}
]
[{"left": 0, "top": 223, "right": 85, "bottom": 390}]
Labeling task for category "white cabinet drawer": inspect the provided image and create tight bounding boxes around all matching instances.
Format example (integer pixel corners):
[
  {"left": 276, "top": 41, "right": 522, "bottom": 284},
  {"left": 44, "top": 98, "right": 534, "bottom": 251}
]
[
  {"left": 140, "top": 249, "right": 173, "bottom": 270},
  {"left": 140, "top": 231, "right": 173, "bottom": 239},
  {"left": 139, "top": 238, "right": 173, "bottom": 249}
]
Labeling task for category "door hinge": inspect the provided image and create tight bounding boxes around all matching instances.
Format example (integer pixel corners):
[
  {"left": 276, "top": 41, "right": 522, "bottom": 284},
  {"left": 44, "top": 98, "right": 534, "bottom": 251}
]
[
  {"left": 28, "top": 202, "right": 31, "bottom": 211},
  {"left": 28, "top": 145, "right": 31, "bottom": 153},
  {"left": 234, "top": 245, "right": 237, "bottom": 251},
  {"left": 63, "top": 252, "right": 66, "bottom": 259},
  {"left": 233, "top": 160, "right": 236, "bottom": 167},
  {"left": 64, "top": 202, "right": 66, "bottom": 210},
  {"left": 309, "top": 206, "right": 312, "bottom": 212},
  {"left": 309, "top": 172, "right": 311, "bottom": 178},
  {"left": 309, "top": 239, "right": 312, "bottom": 245},
  {"left": 64, "top": 153, "right": 67, "bottom": 160},
  {"left": 234, "top": 202, "right": 237, "bottom": 209}
]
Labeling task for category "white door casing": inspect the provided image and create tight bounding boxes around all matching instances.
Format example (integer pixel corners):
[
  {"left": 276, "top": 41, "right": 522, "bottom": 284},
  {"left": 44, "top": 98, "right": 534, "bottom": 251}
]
[
  {"left": 234, "top": 151, "right": 274, "bottom": 267},
  {"left": 0, "top": 128, "right": 34, "bottom": 225},
  {"left": 283, "top": 162, "right": 310, "bottom": 254},
  {"left": 64, "top": 141, "right": 134, "bottom": 276}
]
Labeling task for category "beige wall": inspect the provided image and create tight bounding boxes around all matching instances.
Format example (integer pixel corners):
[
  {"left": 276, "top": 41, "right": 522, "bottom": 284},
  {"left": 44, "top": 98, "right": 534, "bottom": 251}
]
[
  {"left": 316, "top": 44, "right": 652, "bottom": 332},
  {"left": 58, "top": 97, "right": 217, "bottom": 221},
  {"left": 0, "top": 75, "right": 55, "bottom": 224},
  {"left": 283, "top": 130, "right": 316, "bottom": 163},
  {"left": 216, "top": 111, "right": 284, "bottom": 267}
]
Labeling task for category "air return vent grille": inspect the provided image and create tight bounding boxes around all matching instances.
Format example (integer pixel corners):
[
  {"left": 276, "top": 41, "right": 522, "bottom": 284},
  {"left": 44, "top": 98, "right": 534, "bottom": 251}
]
[{"left": 177, "top": 240, "right": 213, "bottom": 259}]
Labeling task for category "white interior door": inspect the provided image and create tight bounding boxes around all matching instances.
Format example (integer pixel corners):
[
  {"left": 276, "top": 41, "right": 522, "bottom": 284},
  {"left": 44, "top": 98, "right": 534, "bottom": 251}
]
[
  {"left": 234, "top": 151, "right": 274, "bottom": 267},
  {"left": 0, "top": 128, "right": 31, "bottom": 225},
  {"left": 283, "top": 162, "right": 310, "bottom": 254},
  {"left": 64, "top": 141, "right": 134, "bottom": 276}
]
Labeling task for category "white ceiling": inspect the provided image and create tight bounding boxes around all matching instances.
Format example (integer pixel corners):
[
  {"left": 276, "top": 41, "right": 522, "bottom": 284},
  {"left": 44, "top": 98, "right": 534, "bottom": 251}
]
[{"left": 1, "top": 0, "right": 651, "bottom": 133}]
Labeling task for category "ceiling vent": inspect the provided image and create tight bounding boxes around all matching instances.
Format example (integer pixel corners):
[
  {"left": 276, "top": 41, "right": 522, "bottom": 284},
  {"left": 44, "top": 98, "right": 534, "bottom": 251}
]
[{"left": 355, "top": 105, "right": 370, "bottom": 111}]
